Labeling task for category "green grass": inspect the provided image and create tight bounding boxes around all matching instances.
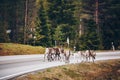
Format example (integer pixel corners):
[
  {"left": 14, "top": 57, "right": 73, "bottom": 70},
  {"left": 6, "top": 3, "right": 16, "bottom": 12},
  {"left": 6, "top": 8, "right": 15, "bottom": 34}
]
[
  {"left": 0, "top": 43, "right": 45, "bottom": 56},
  {"left": 14, "top": 59, "right": 120, "bottom": 80}
]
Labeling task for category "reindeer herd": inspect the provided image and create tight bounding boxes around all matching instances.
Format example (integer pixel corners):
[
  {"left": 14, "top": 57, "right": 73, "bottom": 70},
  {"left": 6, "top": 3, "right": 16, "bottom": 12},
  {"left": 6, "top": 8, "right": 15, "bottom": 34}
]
[{"left": 44, "top": 47, "right": 96, "bottom": 63}]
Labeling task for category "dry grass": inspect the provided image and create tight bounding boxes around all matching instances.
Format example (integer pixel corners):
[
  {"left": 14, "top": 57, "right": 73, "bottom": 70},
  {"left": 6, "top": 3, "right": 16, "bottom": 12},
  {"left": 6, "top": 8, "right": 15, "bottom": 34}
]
[
  {"left": 0, "top": 43, "right": 45, "bottom": 56},
  {"left": 14, "top": 59, "right": 120, "bottom": 80}
]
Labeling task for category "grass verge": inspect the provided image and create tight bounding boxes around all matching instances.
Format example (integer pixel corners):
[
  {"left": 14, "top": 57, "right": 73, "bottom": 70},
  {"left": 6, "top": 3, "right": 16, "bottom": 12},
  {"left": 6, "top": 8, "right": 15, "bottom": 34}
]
[
  {"left": 14, "top": 59, "right": 120, "bottom": 80},
  {"left": 0, "top": 43, "right": 45, "bottom": 56}
]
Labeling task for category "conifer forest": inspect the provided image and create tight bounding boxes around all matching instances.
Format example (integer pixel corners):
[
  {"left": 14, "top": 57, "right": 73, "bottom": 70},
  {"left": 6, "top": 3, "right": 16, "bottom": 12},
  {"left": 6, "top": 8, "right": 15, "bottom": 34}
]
[{"left": 0, "top": 0, "right": 120, "bottom": 50}]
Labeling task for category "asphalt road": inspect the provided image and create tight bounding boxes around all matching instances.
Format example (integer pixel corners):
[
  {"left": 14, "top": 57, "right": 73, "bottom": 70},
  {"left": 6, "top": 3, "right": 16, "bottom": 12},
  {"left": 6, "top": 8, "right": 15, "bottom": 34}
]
[{"left": 0, "top": 51, "right": 120, "bottom": 80}]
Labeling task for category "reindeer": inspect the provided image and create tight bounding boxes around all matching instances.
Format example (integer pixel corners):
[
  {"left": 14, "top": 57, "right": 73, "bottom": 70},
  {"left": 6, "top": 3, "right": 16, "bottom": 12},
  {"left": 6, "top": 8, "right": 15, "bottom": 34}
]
[
  {"left": 59, "top": 48, "right": 71, "bottom": 63},
  {"left": 79, "top": 50, "right": 96, "bottom": 63},
  {"left": 53, "top": 48, "right": 61, "bottom": 61},
  {"left": 44, "top": 47, "right": 62, "bottom": 62},
  {"left": 77, "top": 51, "right": 85, "bottom": 62},
  {"left": 59, "top": 47, "right": 66, "bottom": 62},
  {"left": 44, "top": 48, "right": 55, "bottom": 62},
  {"left": 87, "top": 49, "right": 96, "bottom": 62},
  {"left": 64, "top": 50, "right": 71, "bottom": 63},
  {"left": 44, "top": 48, "right": 49, "bottom": 62}
]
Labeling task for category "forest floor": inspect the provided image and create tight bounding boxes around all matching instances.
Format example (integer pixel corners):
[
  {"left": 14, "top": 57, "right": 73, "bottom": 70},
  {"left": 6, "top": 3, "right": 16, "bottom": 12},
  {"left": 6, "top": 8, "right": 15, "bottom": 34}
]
[
  {"left": 14, "top": 59, "right": 120, "bottom": 80},
  {"left": 0, "top": 43, "right": 44, "bottom": 56}
]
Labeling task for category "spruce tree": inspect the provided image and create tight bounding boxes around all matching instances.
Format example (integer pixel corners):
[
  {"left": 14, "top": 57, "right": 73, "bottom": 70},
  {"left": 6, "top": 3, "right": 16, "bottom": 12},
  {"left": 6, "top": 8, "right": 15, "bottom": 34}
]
[
  {"left": 99, "top": 0, "right": 120, "bottom": 49},
  {"left": 53, "top": 25, "right": 63, "bottom": 46},
  {"left": 79, "top": 19, "right": 100, "bottom": 50},
  {"left": 47, "top": 0, "right": 77, "bottom": 47},
  {"left": 35, "top": 0, "right": 52, "bottom": 47}
]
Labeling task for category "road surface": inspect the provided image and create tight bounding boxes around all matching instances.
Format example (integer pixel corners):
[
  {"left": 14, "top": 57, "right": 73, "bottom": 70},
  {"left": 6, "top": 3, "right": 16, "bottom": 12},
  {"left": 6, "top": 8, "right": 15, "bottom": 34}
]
[{"left": 0, "top": 51, "right": 120, "bottom": 80}]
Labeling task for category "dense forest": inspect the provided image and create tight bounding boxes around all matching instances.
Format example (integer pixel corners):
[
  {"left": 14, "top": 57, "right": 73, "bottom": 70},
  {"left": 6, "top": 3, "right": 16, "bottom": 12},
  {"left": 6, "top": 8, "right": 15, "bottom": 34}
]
[{"left": 0, "top": 0, "right": 120, "bottom": 50}]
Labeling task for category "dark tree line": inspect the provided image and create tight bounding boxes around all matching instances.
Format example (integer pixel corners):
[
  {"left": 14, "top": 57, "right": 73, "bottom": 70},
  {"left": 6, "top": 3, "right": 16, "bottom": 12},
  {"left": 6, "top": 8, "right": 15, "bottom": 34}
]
[
  {"left": 0, "top": 0, "right": 37, "bottom": 44},
  {"left": 99, "top": 0, "right": 120, "bottom": 49},
  {"left": 0, "top": 0, "right": 120, "bottom": 50}
]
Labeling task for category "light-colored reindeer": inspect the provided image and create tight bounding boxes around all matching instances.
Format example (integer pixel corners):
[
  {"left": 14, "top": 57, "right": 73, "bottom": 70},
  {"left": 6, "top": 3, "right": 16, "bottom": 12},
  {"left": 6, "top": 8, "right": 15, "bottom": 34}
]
[{"left": 78, "top": 50, "right": 96, "bottom": 62}]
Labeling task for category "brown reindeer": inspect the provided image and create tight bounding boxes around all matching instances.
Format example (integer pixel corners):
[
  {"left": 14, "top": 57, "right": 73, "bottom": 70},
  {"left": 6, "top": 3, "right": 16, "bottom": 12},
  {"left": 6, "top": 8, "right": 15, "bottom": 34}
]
[
  {"left": 88, "top": 49, "right": 96, "bottom": 62},
  {"left": 44, "top": 48, "right": 55, "bottom": 62},
  {"left": 59, "top": 48, "right": 71, "bottom": 63},
  {"left": 80, "top": 50, "right": 96, "bottom": 62},
  {"left": 44, "top": 47, "right": 61, "bottom": 62},
  {"left": 53, "top": 48, "right": 61, "bottom": 60}
]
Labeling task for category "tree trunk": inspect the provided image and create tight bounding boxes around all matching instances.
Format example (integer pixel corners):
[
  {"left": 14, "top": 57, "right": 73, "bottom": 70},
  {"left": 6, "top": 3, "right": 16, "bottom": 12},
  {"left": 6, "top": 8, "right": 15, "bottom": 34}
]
[{"left": 24, "top": 0, "right": 28, "bottom": 44}]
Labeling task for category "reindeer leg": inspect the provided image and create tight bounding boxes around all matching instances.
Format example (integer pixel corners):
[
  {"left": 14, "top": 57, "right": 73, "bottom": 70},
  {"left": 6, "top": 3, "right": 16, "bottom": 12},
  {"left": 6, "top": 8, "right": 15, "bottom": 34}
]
[
  {"left": 93, "top": 58, "right": 94, "bottom": 63},
  {"left": 44, "top": 54, "right": 46, "bottom": 62},
  {"left": 86, "top": 57, "right": 88, "bottom": 62},
  {"left": 92, "top": 56, "right": 95, "bottom": 63},
  {"left": 47, "top": 54, "right": 50, "bottom": 62},
  {"left": 89, "top": 56, "right": 91, "bottom": 62},
  {"left": 58, "top": 53, "right": 61, "bottom": 61}
]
